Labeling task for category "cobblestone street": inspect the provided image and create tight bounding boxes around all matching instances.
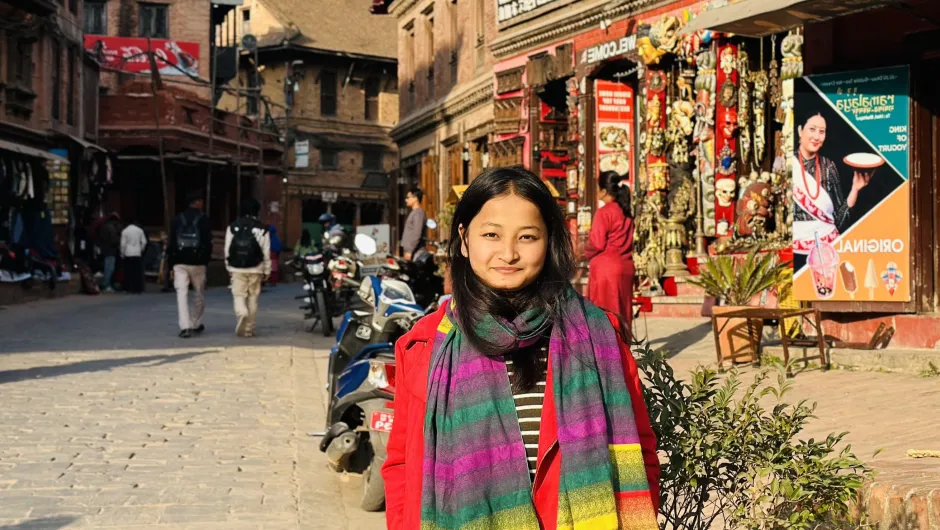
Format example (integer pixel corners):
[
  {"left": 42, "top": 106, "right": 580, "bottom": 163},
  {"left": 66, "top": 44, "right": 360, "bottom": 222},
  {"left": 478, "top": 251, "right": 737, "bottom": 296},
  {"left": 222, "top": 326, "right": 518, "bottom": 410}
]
[
  {"left": 2, "top": 292, "right": 938, "bottom": 529},
  {"left": 0, "top": 288, "right": 385, "bottom": 530}
]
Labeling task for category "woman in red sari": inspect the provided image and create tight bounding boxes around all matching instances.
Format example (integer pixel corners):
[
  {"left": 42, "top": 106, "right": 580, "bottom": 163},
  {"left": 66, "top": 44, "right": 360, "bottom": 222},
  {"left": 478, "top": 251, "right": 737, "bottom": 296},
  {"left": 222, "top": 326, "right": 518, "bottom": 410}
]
[{"left": 585, "top": 171, "right": 635, "bottom": 325}]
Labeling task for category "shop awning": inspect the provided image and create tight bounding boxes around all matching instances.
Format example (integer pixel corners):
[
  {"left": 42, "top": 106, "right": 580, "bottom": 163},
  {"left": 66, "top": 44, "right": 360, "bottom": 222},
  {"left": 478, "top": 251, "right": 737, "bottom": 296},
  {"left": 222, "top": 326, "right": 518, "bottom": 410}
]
[
  {"left": 680, "top": 0, "right": 903, "bottom": 37},
  {"left": 59, "top": 133, "right": 106, "bottom": 153},
  {"left": 0, "top": 139, "right": 69, "bottom": 163}
]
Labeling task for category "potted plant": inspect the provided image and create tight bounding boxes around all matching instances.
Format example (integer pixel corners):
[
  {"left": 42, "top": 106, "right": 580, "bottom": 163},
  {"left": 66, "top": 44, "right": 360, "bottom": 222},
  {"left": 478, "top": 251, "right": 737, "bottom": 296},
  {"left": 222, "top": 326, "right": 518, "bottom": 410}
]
[{"left": 690, "top": 250, "right": 791, "bottom": 363}]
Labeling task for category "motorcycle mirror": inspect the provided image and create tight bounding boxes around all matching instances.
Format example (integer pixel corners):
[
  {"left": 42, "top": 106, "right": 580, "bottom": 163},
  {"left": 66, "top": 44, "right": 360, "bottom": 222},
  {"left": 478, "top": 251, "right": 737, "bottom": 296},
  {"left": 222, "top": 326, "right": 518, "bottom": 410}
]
[
  {"left": 426, "top": 219, "right": 438, "bottom": 230},
  {"left": 354, "top": 233, "right": 377, "bottom": 256}
]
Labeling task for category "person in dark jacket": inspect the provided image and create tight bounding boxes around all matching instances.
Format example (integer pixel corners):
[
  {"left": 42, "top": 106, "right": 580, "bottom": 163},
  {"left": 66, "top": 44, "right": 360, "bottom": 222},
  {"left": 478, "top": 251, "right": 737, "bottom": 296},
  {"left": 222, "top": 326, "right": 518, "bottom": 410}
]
[
  {"left": 168, "top": 192, "right": 212, "bottom": 338},
  {"left": 98, "top": 213, "right": 122, "bottom": 292}
]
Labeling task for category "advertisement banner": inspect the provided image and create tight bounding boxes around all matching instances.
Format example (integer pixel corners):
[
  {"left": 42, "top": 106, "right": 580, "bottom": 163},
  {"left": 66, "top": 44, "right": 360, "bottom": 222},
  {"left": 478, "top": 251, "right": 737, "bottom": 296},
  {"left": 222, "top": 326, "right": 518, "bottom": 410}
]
[
  {"left": 83, "top": 36, "right": 200, "bottom": 77},
  {"left": 594, "top": 80, "right": 635, "bottom": 187},
  {"left": 792, "top": 66, "right": 910, "bottom": 302}
]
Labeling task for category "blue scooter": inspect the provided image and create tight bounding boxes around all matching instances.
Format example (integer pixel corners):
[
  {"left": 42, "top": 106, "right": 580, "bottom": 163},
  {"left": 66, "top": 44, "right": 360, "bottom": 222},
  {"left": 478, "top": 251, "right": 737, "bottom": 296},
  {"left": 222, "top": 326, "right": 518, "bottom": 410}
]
[{"left": 317, "top": 235, "right": 426, "bottom": 511}]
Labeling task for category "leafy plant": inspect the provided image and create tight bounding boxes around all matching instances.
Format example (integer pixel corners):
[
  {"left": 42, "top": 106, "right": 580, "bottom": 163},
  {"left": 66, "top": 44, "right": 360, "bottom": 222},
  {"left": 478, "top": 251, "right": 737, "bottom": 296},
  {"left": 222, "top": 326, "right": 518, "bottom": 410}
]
[
  {"left": 689, "top": 250, "right": 792, "bottom": 306},
  {"left": 919, "top": 361, "right": 940, "bottom": 378},
  {"left": 634, "top": 342, "right": 872, "bottom": 530}
]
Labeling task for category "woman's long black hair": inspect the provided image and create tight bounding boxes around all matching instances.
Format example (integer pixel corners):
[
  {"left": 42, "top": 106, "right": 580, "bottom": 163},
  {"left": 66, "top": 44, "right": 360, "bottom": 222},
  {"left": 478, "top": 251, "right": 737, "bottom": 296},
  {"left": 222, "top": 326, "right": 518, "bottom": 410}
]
[
  {"left": 448, "top": 167, "right": 574, "bottom": 386},
  {"left": 600, "top": 170, "right": 632, "bottom": 218}
]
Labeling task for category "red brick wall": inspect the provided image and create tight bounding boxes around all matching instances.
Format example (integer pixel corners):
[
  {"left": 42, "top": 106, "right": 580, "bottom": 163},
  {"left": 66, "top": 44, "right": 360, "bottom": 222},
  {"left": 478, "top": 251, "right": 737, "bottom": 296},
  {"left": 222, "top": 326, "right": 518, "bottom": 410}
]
[{"left": 397, "top": 0, "right": 497, "bottom": 119}]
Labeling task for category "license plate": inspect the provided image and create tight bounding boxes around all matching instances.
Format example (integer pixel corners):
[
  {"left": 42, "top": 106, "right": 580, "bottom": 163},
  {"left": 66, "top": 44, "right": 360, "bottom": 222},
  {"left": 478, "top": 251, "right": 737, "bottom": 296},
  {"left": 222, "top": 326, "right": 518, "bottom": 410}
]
[
  {"left": 369, "top": 411, "right": 394, "bottom": 432},
  {"left": 355, "top": 325, "right": 372, "bottom": 340}
]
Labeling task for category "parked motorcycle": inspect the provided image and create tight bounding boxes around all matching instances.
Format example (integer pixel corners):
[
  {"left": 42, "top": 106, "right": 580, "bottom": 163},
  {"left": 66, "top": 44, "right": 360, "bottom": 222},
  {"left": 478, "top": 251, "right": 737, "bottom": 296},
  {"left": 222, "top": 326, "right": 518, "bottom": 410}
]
[
  {"left": 317, "top": 233, "right": 427, "bottom": 511},
  {"left": 292, "top": 252, "right": 335, "bottom": 336}
]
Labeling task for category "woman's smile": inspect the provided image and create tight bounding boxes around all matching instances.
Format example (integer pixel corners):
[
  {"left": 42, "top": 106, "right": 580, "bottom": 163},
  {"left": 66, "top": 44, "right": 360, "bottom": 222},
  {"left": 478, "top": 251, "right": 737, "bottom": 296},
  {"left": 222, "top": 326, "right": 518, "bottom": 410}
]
[{"left": 492, "top": 266, "right": 523, "bottom": 274}]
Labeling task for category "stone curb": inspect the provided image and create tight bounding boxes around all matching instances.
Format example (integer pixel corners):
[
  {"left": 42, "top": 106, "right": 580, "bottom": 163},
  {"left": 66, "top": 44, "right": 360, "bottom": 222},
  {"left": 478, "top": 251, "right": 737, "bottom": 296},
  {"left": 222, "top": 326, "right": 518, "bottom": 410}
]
[
  {"left": 762, "top": 345, "right": 940, "bottom": 377},
  {"left": 862, "top": 482, "right": 940, "bottom": 529}
]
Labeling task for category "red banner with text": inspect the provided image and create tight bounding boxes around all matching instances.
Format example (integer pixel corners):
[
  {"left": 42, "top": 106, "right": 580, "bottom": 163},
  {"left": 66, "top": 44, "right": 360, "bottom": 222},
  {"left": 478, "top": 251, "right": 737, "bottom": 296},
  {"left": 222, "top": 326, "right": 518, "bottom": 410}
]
[
  {"left": 595, "top": 80, "right": 636, "bottom": 188},
  {"left": 84, "top": 36, "right": 200, "bottom": 77}
]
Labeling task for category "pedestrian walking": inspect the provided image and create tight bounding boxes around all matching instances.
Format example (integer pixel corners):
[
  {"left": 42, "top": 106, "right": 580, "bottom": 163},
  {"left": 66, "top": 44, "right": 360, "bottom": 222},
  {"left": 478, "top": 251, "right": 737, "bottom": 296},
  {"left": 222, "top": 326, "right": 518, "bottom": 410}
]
[
  {"left": 382, "top": 167, "right": 659, "bottom": 530},
  {"left": 168, "top": 192, "right": 212, "bottom": 338},
  {"left": 98, "top": 213, "right": 122, "bottom": 292},
  {"left": 267, "top": 224, "right": 282, "bottom": 286},
  {"left": 399, "top": 187, "right": 426, "bottom": 261},
  {"left": 584, "top": 171, "right": 637, "bottom": 325},
  {"left": 225, "top": 198, "right": 271, "bottom": 338},
  {"left": 120, "top": 219, "right": 147, "bottom": 294}
]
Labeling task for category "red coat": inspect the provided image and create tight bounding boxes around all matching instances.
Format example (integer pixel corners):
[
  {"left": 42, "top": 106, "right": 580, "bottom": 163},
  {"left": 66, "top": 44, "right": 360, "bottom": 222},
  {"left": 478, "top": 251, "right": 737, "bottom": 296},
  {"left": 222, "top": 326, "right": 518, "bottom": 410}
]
[
  {"left": 585, "top": 202, "right": 635, "bottom": 323},
  {"left": 381, "top": 304, "right": 660, "bottom": 530}
]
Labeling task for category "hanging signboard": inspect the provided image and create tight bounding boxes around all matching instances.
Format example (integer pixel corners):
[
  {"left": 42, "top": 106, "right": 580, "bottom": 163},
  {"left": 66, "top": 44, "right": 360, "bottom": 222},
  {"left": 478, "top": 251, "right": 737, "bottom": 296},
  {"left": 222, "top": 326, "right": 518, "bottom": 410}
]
[
  {"left": 594, "top": 80, "right": 635, "bottom": 187},
  {"left": 792, "top": 66, "right": 910, "bottom": 302},
  {"left": 357, "top": 224, "right": 392, "bottom": 275},
  {"left": 83, "top": 36, "right": 200, "bottom": 77},
  {"left": 496, "top": 0, "right": 565, "bottom": 24},
  {"left": 295, "top": 140, "right": 309, "bottom": 168}
]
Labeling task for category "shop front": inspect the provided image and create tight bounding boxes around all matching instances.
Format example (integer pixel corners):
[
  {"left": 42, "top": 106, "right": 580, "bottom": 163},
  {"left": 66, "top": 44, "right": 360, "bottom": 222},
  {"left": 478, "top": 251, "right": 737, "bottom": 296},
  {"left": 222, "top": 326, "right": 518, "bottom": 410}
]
[
  {"left": 0, "top": 139, "right": 78, "bottom": 297},
  {"left": 612, "top": 0, "right": 940, "bottom": 348},
  {"left": 493, "top": 40, "right": 576, "bottom": 212}
]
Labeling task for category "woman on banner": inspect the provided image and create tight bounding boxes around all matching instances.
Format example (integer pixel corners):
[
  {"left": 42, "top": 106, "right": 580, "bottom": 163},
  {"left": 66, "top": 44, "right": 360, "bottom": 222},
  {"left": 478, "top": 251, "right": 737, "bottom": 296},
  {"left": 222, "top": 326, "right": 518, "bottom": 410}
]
[{"left": 792, "top": 112, "right": 872, "bottom": 256}]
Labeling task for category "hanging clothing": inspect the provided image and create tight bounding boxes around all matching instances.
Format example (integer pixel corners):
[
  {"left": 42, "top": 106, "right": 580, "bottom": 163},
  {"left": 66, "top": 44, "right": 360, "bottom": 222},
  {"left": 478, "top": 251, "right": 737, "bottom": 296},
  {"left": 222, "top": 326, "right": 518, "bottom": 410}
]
[
  {"left": 585, "top": 202, "right": 636, "bottom": 324},
  {"left": 792, "top": 153, "right": 850, "bottom": 254}
]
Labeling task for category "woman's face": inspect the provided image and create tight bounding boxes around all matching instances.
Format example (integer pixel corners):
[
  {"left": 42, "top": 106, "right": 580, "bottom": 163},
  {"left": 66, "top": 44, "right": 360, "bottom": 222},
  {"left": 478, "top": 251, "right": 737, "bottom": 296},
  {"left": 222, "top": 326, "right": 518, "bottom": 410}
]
[
  {"left": 460, "top": 192, "right": 548, "bottom": 291},
  {"left": 799, "top": 115, "right": 827, "bottom": 156}
]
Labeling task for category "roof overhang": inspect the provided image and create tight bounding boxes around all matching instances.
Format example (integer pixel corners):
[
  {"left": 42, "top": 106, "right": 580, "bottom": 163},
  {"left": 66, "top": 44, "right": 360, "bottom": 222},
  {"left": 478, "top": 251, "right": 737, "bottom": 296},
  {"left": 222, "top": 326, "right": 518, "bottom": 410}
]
[{"left": 680, "top": 0, "right": 903, "bottom": 37}]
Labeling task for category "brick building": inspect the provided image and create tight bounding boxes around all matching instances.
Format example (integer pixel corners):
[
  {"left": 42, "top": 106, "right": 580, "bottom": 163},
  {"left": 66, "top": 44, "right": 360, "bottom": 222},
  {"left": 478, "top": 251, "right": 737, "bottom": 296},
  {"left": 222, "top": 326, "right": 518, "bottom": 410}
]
[
  {"left": 1, "top": 0, "right": 104, "bottom": 295},
  {"left": 373, "top": 0, "right": 497, "bottom": 242},
  {"left": 83, "top": 0, "right": 284, "bottom": 272},
  {"left": 217, "top": 0, "right": 399, "bottom": 249}
]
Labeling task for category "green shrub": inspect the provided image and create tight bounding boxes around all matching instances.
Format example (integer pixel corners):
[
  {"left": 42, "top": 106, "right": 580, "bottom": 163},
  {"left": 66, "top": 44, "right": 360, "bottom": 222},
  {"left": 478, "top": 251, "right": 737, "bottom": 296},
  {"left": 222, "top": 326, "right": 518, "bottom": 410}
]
[{"left": 634, "top": 342, "right": 872, "bottom": 529}]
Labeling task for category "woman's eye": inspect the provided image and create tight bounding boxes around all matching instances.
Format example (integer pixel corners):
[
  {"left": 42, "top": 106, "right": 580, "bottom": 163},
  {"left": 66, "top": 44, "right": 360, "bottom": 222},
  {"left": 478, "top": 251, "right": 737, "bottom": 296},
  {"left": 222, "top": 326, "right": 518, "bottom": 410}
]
[
  {"left": 520, "top": 234, "right": 538, "bottom": 241},
  {"left": 481, "top": 232, "right": 498, "bottom": 239}
]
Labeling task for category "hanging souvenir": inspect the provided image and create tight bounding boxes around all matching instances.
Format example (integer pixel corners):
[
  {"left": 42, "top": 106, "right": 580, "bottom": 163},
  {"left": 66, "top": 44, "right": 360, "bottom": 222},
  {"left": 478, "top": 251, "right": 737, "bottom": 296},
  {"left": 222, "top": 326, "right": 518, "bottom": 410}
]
[
  {"left": 645, "top": 69, "right": 669, "bottom": 193},
  {"left": 669, "top": 72, "right": 696, "bottom": 166},
  {"left": 694, "top": 42, "right": 718, "bottom": 237},
  {"left": 714, "top": 43, "right": 738, "bottom": 236},
  {"left": 769, "top": 34, "right": 782, "bottom": 111},
  {"left": 751, "top": 41, "right": 769, "bottom": 168},
  {"left": 781, "top": 30, "right": 804, "bottom": 81},
  {"left": 737, "top": 45, "right": 751, "bottom": 168}
]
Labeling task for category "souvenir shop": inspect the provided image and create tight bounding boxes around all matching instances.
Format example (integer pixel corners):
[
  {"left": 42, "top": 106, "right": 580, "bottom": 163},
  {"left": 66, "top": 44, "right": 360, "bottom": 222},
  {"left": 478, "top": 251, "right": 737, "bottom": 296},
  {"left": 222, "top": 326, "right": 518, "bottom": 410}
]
[
  {"left": 563, "top": 0, "right": 940, "bottom": 349},
  {"left": 569, "top": 0, "right": 798, "bottom": 295}
]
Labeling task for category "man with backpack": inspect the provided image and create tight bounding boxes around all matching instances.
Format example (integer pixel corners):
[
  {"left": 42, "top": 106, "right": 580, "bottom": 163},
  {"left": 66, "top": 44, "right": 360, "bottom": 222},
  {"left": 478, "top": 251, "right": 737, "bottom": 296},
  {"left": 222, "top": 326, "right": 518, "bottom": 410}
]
[
  {"left": 224, "top": 198, "right": 271, "bottom": 337},
  {"left": 168, "top": 191, "right": 212, "bottom": 338}
]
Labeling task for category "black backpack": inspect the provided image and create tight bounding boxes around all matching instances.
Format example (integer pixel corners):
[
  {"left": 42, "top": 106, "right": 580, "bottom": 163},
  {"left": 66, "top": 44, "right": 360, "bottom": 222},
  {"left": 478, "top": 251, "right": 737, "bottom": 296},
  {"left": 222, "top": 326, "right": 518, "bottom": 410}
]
[
  {"left": 227, "top": 218, "right": 266, "bottom": 268},
  {"left": 176, "top": 213, "right": 202, "bottom": 252}
]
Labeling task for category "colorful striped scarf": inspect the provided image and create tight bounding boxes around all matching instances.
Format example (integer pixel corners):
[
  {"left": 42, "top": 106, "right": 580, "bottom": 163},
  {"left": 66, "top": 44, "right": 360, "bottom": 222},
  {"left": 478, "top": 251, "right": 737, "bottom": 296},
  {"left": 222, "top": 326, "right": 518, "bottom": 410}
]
[{"left": 421, "top": 288, "right": 659, "bottom": 530}]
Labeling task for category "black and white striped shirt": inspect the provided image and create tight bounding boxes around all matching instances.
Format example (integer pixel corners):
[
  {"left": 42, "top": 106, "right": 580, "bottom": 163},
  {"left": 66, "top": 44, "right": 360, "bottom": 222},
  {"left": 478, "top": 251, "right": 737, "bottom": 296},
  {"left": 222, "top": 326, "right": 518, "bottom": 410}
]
[{"left": 505, "top": 340, "right": 549, "bottom": 482}]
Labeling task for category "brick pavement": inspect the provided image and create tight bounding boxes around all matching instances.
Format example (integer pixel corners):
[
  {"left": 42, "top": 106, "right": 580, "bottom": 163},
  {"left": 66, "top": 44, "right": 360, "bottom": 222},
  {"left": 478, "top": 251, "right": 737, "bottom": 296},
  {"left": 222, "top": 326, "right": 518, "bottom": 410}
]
[
  {"left": 0, "top": 288, "right": 384, "bottom": 530},
  {"left": 638, "top": 315, "right": 940, "bottom": 528}
]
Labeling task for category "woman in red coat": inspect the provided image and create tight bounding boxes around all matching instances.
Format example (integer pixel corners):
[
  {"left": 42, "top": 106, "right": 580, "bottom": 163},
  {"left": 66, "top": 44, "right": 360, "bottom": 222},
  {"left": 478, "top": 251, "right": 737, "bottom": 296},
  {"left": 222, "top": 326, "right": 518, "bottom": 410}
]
[
  {"left": 585, "top": 171, "right": 636, "bottom": 326},
  {"left": 381, "top": 167, "right": 659, "bottom": 530}
]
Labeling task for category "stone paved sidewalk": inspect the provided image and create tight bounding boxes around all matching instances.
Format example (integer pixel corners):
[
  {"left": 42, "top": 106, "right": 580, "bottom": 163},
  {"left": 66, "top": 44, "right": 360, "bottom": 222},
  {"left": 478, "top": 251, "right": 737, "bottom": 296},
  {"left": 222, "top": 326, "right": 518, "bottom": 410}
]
[
  {"left": 639, "top": 315, "right": 940, "bottom": 528},
  {"left": 0, "top": 288, "right": 384, "bottom": 530}
]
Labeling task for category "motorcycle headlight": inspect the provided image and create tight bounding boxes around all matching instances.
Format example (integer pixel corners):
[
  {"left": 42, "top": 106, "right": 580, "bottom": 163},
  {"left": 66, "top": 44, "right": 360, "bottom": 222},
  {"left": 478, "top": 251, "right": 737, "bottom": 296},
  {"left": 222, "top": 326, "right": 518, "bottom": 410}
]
[{"left": 307, "top": 263, "right": 325, "bottom": 275}]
